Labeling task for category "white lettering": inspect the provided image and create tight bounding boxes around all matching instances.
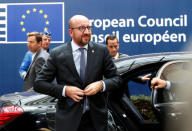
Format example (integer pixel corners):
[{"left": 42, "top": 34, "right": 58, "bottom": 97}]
[
  {"left": 138, "top": 15, "right": 147, "bottom": 27},
  {"left": 138, "top": 14, "right": 187, "bottom": 27}
]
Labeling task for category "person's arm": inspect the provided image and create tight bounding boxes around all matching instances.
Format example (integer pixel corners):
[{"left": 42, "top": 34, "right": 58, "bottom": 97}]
[
  {"left": 19, "top": 51, "right": 32, "bottom": 79},
  {"left": 151, "top": 78, "right": 168, "bottom": 89},
  {"left": 131, "top": 74, "right": 151, "bottom": 84},
  {"left": 34, "top": 51, "right": 64, "bottom": 99},
  {"left": 141, "top": 74, "right": 151, "bottom": 82},
  {"left": 100, "top": 46, "right": 123, "bottom": 91}
]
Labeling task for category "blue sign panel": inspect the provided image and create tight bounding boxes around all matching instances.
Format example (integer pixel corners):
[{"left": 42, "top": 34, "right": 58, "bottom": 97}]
[{"left": 0, "top": 2, "right": 64, "bottom": 43}]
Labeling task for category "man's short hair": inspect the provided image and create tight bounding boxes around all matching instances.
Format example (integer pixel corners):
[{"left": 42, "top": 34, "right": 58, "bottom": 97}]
[
  {"left": 106, "top": 35, "right": 118, "bottom": 45},
  {"left": 27, "top": 32, "right": 42, "bottom": 43}
]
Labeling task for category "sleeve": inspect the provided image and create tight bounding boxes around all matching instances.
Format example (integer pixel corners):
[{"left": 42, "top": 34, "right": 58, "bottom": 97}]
[
  {"left": 165, "top": 81, "right": 171, "bottom": 90},
  {"left": 19, "top": 51, "right": 32, "bottom": 79},
  {"left": 102, "top": 46, "right": 123, "bottom": 91},
  {"left": 34, "top": 51, "right": 64, "bottom": 99}
]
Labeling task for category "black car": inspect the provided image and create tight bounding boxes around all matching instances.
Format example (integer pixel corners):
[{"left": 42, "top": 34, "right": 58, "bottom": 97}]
[{"left": 1, "top": 52, "right": 192, "bottom": 131}]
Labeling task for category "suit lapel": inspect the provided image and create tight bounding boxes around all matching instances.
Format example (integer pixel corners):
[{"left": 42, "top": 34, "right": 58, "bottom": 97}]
[
  {"left": 65, "top": 42, "right": 82, "bottom": 84},
  {"left": 84, "top": 42, "right": 95, "bottom": 84},
  {"left": 25, "top": 49, "right": 41, "bottom": 80}
]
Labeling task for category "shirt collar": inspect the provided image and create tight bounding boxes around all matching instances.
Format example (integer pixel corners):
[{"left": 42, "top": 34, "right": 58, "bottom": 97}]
[
  {"left": 71, "top": 40, "right": 88, "bottom": 52},
  {"left": 32, "top": 52, "right": 36, "bottom": 61},
  {"left": 113, "top": 52, "right": 120, "bottom": 59}
]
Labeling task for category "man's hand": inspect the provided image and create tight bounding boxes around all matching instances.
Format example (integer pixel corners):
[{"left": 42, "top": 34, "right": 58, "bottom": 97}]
[
  {"left": 84, "top": 81, "right": 103, "bottom": 96},
  {"left": 65, "top": 86, "right": 84, "bottom": 102},
  {"left": 151, "top": 78, "right": 167, "bottom": 89},
  {"left": 141, "top": 74, "right": 151, "bottom": 82}
]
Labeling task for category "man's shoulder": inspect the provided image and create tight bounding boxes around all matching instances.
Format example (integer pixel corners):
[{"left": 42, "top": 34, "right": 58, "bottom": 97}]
[
  {"left": 37, "top": 49, "right": 49, "bottom": 59},
  {"left": 51, "top": 42, "right": 69, "bottom": 52},
  {"left": 42, "top": 50, "right": 49, "bottom": 57},
  {"left": 119, "top": 53, "right": 129, "bottom": 58},
  {"left": 25, "top": 51, "right": 33, "bottom": 56},
  {"left": 89, "top": 41, "right": 106, "bottom": 49}
]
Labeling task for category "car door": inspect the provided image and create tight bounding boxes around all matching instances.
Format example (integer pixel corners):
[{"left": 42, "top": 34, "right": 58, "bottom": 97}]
[{"left": 151, "top": 60, "right": 192, "bottom": 131}]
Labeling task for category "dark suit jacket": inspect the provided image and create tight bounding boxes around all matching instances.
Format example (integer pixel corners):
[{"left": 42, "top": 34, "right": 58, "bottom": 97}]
[
  {"left": 34, "top": 41, "right": 122, "bottom": 131},
  {"left": 24, "top": 49, "right": 49, "bottom": 91}
]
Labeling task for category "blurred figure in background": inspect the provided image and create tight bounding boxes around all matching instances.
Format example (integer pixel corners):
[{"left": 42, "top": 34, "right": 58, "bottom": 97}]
[
  {"left": 19, "top": 31, "right": 51, "bottom": 80},
  {"left": 41, "top": 31, "right": 51, "bottom": 52},
  {"left": 23, "top": 32, "right": 49, "bottom": 91}
]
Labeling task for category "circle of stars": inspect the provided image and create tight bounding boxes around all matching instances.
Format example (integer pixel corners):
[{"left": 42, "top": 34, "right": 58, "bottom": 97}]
[{"left": 20, "top": 8, "right": 50, "bottom": 35}]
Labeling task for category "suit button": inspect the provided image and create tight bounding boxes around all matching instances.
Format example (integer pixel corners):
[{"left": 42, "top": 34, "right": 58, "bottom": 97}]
[{"left": 80, "top": 104, "right": 83, "bottom": 107}]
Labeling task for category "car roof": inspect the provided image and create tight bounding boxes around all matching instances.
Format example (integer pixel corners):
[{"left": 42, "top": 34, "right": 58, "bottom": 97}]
[{"left": 114, "top": 52, "right": 192, "bottom": 74}]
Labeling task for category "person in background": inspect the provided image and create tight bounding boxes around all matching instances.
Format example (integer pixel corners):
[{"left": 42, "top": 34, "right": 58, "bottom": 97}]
[
  {"left": 23, "top": 32, "right": 49, "bottom": 91},
  {"left": 106, "top": 35, "right": 151, "bottom": 80},
  {"left": 41, "top": 31, "right": 51, "bottom": 52},
  {"left": 19, "top": 31, "right": 51, "bottom": 80},
  {"left": 105, "top": 35, "right": 151, "bottom": 97},
  {"left": 34, "top": 15, "right": 122, "bottom": 131},
  {"left": 106, "top": 35, "right": 128, "bottom": 59}
]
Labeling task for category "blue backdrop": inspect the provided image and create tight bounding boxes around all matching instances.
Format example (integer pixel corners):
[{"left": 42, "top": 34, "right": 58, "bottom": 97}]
[{"left": 0, "top": 0, "right": 192, "bottom": 95}]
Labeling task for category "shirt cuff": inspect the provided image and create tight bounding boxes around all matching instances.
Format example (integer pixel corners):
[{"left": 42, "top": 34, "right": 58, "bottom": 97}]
[
  {"left": 62, "top": 85, "right": 67, "bottom": 97},
  {"left": 101, "top": 81, "right": 106, "bottom": 92},
  {"left": 165, "top": 81, "right": 171, "bottom": 90}
]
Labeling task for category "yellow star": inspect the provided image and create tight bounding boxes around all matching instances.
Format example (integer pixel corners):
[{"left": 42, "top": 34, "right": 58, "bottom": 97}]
[
  {"left": 45, "top": 20, "right": 50, "bottom": 25},
  {"left": 39, "top": 10, "right": 43, "bottom": 14},
  {"left": 22, "top": 27, "right": 26, "bottom": 32},
  {"left": 20, "top": 21, "right": 24, "bottom": 25},
  {"left": 44, "top": 14, "right": 48, "bottom": 19},
  {"left": 26, "top": 32, "right": 29, "bottom": 36},
  {"left": 26, "top": 10, "right": 30, "bottom": 14},
  {"left": 21, "top": 15, "right": 26, "bottom": 19},
  {"left": 44, "top": 27, "right": 48, "bottom": 32},
  {"left": 33, "top": 8, "right": 37, "bottom": 12}
]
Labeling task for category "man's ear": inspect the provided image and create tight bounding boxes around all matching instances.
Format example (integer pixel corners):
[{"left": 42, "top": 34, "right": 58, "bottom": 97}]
[{"left": 68, "top": 29, "right": 73, "bottom": 37}]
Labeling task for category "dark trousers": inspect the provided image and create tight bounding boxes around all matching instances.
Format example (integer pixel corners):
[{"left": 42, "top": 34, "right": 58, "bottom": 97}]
[{"left": 77, "top": 111, "right": 97, "bottom": 131}]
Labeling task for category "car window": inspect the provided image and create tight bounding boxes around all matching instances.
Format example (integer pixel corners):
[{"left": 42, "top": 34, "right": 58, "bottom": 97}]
[
  {"left": 154, "top": 60, "right": 192, "bottom": 103},
  {"left": 125, "top": 72, "right": 158, "bottom": 122}
]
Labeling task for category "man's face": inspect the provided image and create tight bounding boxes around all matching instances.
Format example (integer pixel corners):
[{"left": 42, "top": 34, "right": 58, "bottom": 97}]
[
  {"left": 27, "top": 36, "right": 41, "bottom": 53},
  {"left": 42, "top": 35, "right": 51, "bottom": 50},
  {"left": 107, "top": 39, "right": 119, "bottom": 57},
  {"left": 69, "top": 17, "right": 91, "bottom": 47}
]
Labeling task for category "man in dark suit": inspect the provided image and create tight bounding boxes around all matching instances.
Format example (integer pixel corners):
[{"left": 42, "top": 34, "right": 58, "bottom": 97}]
[
  {"left": 24, "top": 32, "right": 49, "bottom": 91},
  {"left": 34, "top": 15, "right": 122, "bottom": 131},
  {"left": 106, "top": 35, "right": 151, "bottom": 98},
  {"left": 106, "top": 35, "right": 128, "bottom": 59}
]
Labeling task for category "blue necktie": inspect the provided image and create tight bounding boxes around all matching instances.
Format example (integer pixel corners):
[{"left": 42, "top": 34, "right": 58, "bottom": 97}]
[
  {"left": 79, "top": 48, "right": 85, "bottom": 82},
  {"left": 79, "top": 48, "right": 89, "bottom": 112}
]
